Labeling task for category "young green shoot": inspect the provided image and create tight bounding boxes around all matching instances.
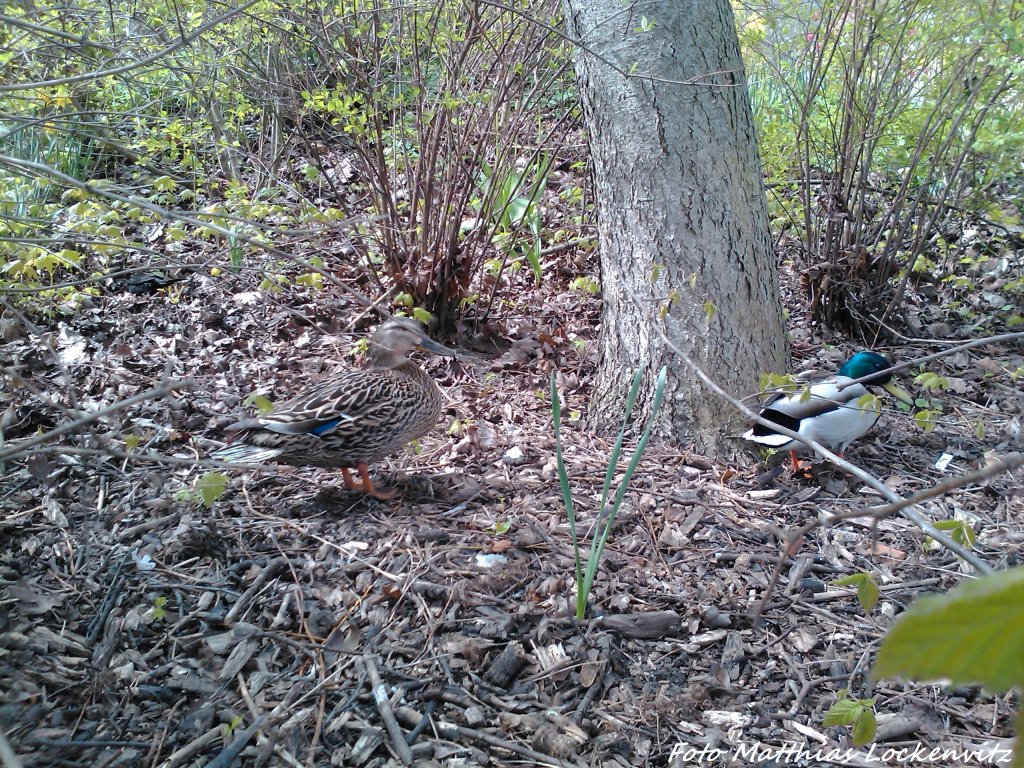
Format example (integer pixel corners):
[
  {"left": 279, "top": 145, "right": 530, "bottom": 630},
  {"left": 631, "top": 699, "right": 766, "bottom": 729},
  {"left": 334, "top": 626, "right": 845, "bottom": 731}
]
[{"left": 551, "top": 365, "right": 667, "bottom": 620}]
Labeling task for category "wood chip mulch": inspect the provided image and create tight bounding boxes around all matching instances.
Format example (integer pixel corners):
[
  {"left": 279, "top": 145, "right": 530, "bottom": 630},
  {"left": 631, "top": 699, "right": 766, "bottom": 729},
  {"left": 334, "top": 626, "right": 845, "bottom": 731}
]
[{"left": 2, "top": 242, "right": 1023, "bottom": 768}]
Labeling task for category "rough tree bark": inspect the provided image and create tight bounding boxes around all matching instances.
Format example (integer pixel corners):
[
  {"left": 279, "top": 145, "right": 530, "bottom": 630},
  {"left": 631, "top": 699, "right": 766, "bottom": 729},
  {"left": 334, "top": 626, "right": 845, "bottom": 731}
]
[{"left": 560, "top": 0, "right": 789, "bottom": 457}]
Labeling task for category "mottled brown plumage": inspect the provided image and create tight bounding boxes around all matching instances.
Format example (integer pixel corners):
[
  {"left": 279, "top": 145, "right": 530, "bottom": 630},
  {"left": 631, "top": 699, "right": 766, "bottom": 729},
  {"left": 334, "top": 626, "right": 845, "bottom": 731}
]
[{"left": 213, "top": 317, "right": 455, "bottom": 497}]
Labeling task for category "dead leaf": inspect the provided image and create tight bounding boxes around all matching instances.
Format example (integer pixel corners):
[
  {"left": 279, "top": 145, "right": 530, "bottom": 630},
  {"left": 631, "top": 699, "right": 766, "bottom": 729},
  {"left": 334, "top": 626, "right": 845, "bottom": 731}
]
[{"left": 8, "top": 581, "right": 62, "bottom": 615}]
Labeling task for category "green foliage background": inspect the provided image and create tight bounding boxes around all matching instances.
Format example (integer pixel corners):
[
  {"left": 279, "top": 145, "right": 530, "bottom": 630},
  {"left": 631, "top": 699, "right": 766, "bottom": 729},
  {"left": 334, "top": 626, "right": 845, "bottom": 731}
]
[
  {"left": 0, "top": 0, "right": 573, "bottom": 325},
  {"left": 2, "top": 0, "right": 1021, "bottom": 325},
  {"left": 735, "top": 0, "right": 1024, "bottom": 331}
]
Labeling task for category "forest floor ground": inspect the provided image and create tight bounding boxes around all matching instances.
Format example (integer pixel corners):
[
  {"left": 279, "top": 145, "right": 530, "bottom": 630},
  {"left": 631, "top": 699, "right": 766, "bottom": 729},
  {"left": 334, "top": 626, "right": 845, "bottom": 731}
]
[{"left": 2, "top": 184, "right": 1023, "bottom": 768}]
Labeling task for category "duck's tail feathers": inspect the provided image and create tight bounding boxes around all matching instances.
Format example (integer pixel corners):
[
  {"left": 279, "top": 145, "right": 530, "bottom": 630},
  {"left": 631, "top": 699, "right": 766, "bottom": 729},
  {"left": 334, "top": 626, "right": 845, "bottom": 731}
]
[
  {"left": 741, "top": 428, "right": 791, "bottom": 447},
  {"left": 211, "top": 444, "right": 284, "bottom": 463}
]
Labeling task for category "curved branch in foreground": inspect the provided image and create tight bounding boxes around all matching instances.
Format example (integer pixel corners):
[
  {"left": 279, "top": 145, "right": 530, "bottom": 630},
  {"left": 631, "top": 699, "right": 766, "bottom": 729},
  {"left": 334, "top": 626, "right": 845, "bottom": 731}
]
[
  {"left": 755, "top": 452, "right": 1023, "bottom": 620},
  {"left": 0, "top": 372, "right": 187, "bottom": 463},
  {"left": 649, "top": 317, "right": 993, "bottom": 574}
]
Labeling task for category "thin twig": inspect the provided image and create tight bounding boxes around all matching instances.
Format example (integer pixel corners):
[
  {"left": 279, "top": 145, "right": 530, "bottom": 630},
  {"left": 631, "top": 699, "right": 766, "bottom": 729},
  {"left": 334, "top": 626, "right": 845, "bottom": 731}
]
[
  {"left": 360, "top": 655, "right": 413, "bottom": 766},
  {"left": 224, "top": 558, "right": 288, "bottom": 624},
  {"left": 836, "top": 330, "right": 1024, "bottom": 391},
  {"left": 475, "top": 0, "right": 741, "bottom": 89},
  {"left": 154, "top": 725, "right": 222, "bottom": 768},
  {"left": 0, "top": 0, "right": 264, "bottom": 93},
  {"left": 0, "top": 372, "right": 186, "bottom": 462},
  {"left": 754, "top": 453, "right": 1022, "bottom": 619},
  {"left": 807, "top": 577, "right": 942, "bottom": 603},
  {"left": 420, "top": 718, "right": 574, "bottom": 768},
  {"left": 852, "top": 452, "right": 1023, "bottom": 522},
  {"left": 11, "top": 443, "right": 282, "bottom": 472}
]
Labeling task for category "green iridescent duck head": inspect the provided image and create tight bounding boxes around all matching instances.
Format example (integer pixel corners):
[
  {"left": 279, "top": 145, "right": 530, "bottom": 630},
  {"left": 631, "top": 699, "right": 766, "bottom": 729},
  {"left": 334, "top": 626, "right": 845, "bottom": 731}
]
[{"left": 838, "top": 351, "right": 914, "bottom": 404}]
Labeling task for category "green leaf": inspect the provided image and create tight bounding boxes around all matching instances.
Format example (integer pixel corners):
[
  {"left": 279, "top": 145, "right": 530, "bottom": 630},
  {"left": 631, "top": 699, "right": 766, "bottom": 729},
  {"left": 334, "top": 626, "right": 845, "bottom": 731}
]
[
  {"left": 927, "top": 519, "right": 976, "bottom": 550},
  {"left": 222, "top": 713, "right": 244, "bottom": 737},
  {"left": 854, "top": 392, "right": 881, "bottom": 414},
  {"left": 823, "top": 692, "right": 876, "bottom": 746},
  {"left": 822, "top": 695, "right": 860, "bottom": 726},
  {"left": 195, "top": 472, "right": 229, "bottom": 508},
  {"left": 524, "top": 241, "right": 542, "bottom": 283},
  {"left": 761, "top": 372, "right": 799, "bottom": 393},
  {"left": 858, "top": 578, "right": 880, "bottom": 612},
  {"left": 570, "top": 276, "right": 599, "bottom": 294},
  {"left": 124, "top": 434, "right": 141, "bottom": 452},
  {"left": 243, "top": 393, "right": 274, "bottom": 416},
  {"left": 914, "top": 409, "right": 939, "bottom": 432},
  {"left": 833, "top": 572, "right": 879, "bottom": 612},
  {"left": 851, "top": 706, "right": 877, "bottom": 747},
  {"left": 873, "top": 567, "right": 1024, "bottom": 692},
  {"left": 914, "top": 371, "right": 948, "bottom": 393},
  {"left": 153, "top": 175, "right": 176, "bottom": 193},
  {"left": 295, "top": 272, "right": 324, "bottom": 289},
  {"left": 494, "top": 520, "right": 511, "bottom": 535},
  {"left": 506, "top": 196, "right": 529, "bottom": 225},
  {"left": 150, "top": 595, "right": 167, "bottom": 621}
]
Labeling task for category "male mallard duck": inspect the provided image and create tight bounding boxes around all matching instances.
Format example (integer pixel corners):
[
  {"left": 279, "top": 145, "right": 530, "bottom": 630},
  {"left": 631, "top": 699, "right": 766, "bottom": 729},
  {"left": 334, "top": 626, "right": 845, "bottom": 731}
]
[
  {"left": 213, "top": 316, "right": 455, "bottom": 498},
  {"left": 743, "top": 351, "right": 914, "bottom": 469}
]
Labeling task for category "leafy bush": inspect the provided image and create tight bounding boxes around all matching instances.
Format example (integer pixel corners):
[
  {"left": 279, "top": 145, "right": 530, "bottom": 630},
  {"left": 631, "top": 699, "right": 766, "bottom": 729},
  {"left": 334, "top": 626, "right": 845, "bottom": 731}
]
[
  {"left": 737, "top": 0, "right": 1024, "bottom": 334},
  {"left": 1, "top": 0, "right": 573, "bottom": 326},
  {"left": 295, "top": 0, "right": 572, "bottom": 329}
]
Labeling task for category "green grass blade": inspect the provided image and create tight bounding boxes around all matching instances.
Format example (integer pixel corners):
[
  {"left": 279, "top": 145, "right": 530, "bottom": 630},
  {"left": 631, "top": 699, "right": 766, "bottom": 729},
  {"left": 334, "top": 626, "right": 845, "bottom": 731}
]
[
  {"left": 583, "top": 366, "right": 668, "bottom": 593},
  {"left": 597, "top": 367, "right": 644, "bottom": 513}
]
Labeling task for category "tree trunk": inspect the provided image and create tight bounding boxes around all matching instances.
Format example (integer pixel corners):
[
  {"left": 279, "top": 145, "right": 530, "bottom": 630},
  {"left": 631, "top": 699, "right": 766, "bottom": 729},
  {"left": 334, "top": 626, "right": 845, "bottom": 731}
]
[{"left": 561, "top": 0, "right": 788, "bottom": 457}]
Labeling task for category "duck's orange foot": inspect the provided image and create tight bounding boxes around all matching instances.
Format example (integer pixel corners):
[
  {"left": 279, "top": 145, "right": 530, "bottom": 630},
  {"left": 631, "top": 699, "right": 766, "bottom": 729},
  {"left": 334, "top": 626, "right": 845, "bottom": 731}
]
[
  {"left": 341, "top": 464, "right": 398, "bottom": 500},
  {"left": 788, "top": 451, "right": 814, "bottom": 478}
]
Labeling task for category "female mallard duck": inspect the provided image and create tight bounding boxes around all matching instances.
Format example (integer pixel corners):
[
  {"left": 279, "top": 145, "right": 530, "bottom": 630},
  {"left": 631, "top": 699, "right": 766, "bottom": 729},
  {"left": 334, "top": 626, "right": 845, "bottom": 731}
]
[
  {"left": 743, "top": 351, "right": 914, "bottom": 469},
  {"left": 213, "top": 316, "right": 455, "bottom": 498}
]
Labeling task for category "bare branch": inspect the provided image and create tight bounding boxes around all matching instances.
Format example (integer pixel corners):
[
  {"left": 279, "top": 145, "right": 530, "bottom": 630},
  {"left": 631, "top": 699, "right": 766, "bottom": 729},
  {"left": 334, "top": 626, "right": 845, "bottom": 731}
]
[
  {"left": 0, "top": 13, "right": 118, "bottom": 52},
  {"left": 0, "top": 371, "right": 186, "bottom": 463},
  {"left": 837, "top": 331, "right": 1024, "bottom": 392},
  {"left": 475, "top": 0, "right": 742, "bottom": 88},
  {"left": 842, "top": 452, "right": 1023, "bottom": 524},
  {"left": 754, "top": 452, "right": 1022, "bottom": 620}
]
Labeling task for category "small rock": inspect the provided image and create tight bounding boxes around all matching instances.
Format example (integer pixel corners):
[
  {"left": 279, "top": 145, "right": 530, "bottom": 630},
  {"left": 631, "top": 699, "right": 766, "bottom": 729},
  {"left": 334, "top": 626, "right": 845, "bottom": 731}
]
[{"left": 503, "top": 446, "right": 527, "bottom": 466}]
